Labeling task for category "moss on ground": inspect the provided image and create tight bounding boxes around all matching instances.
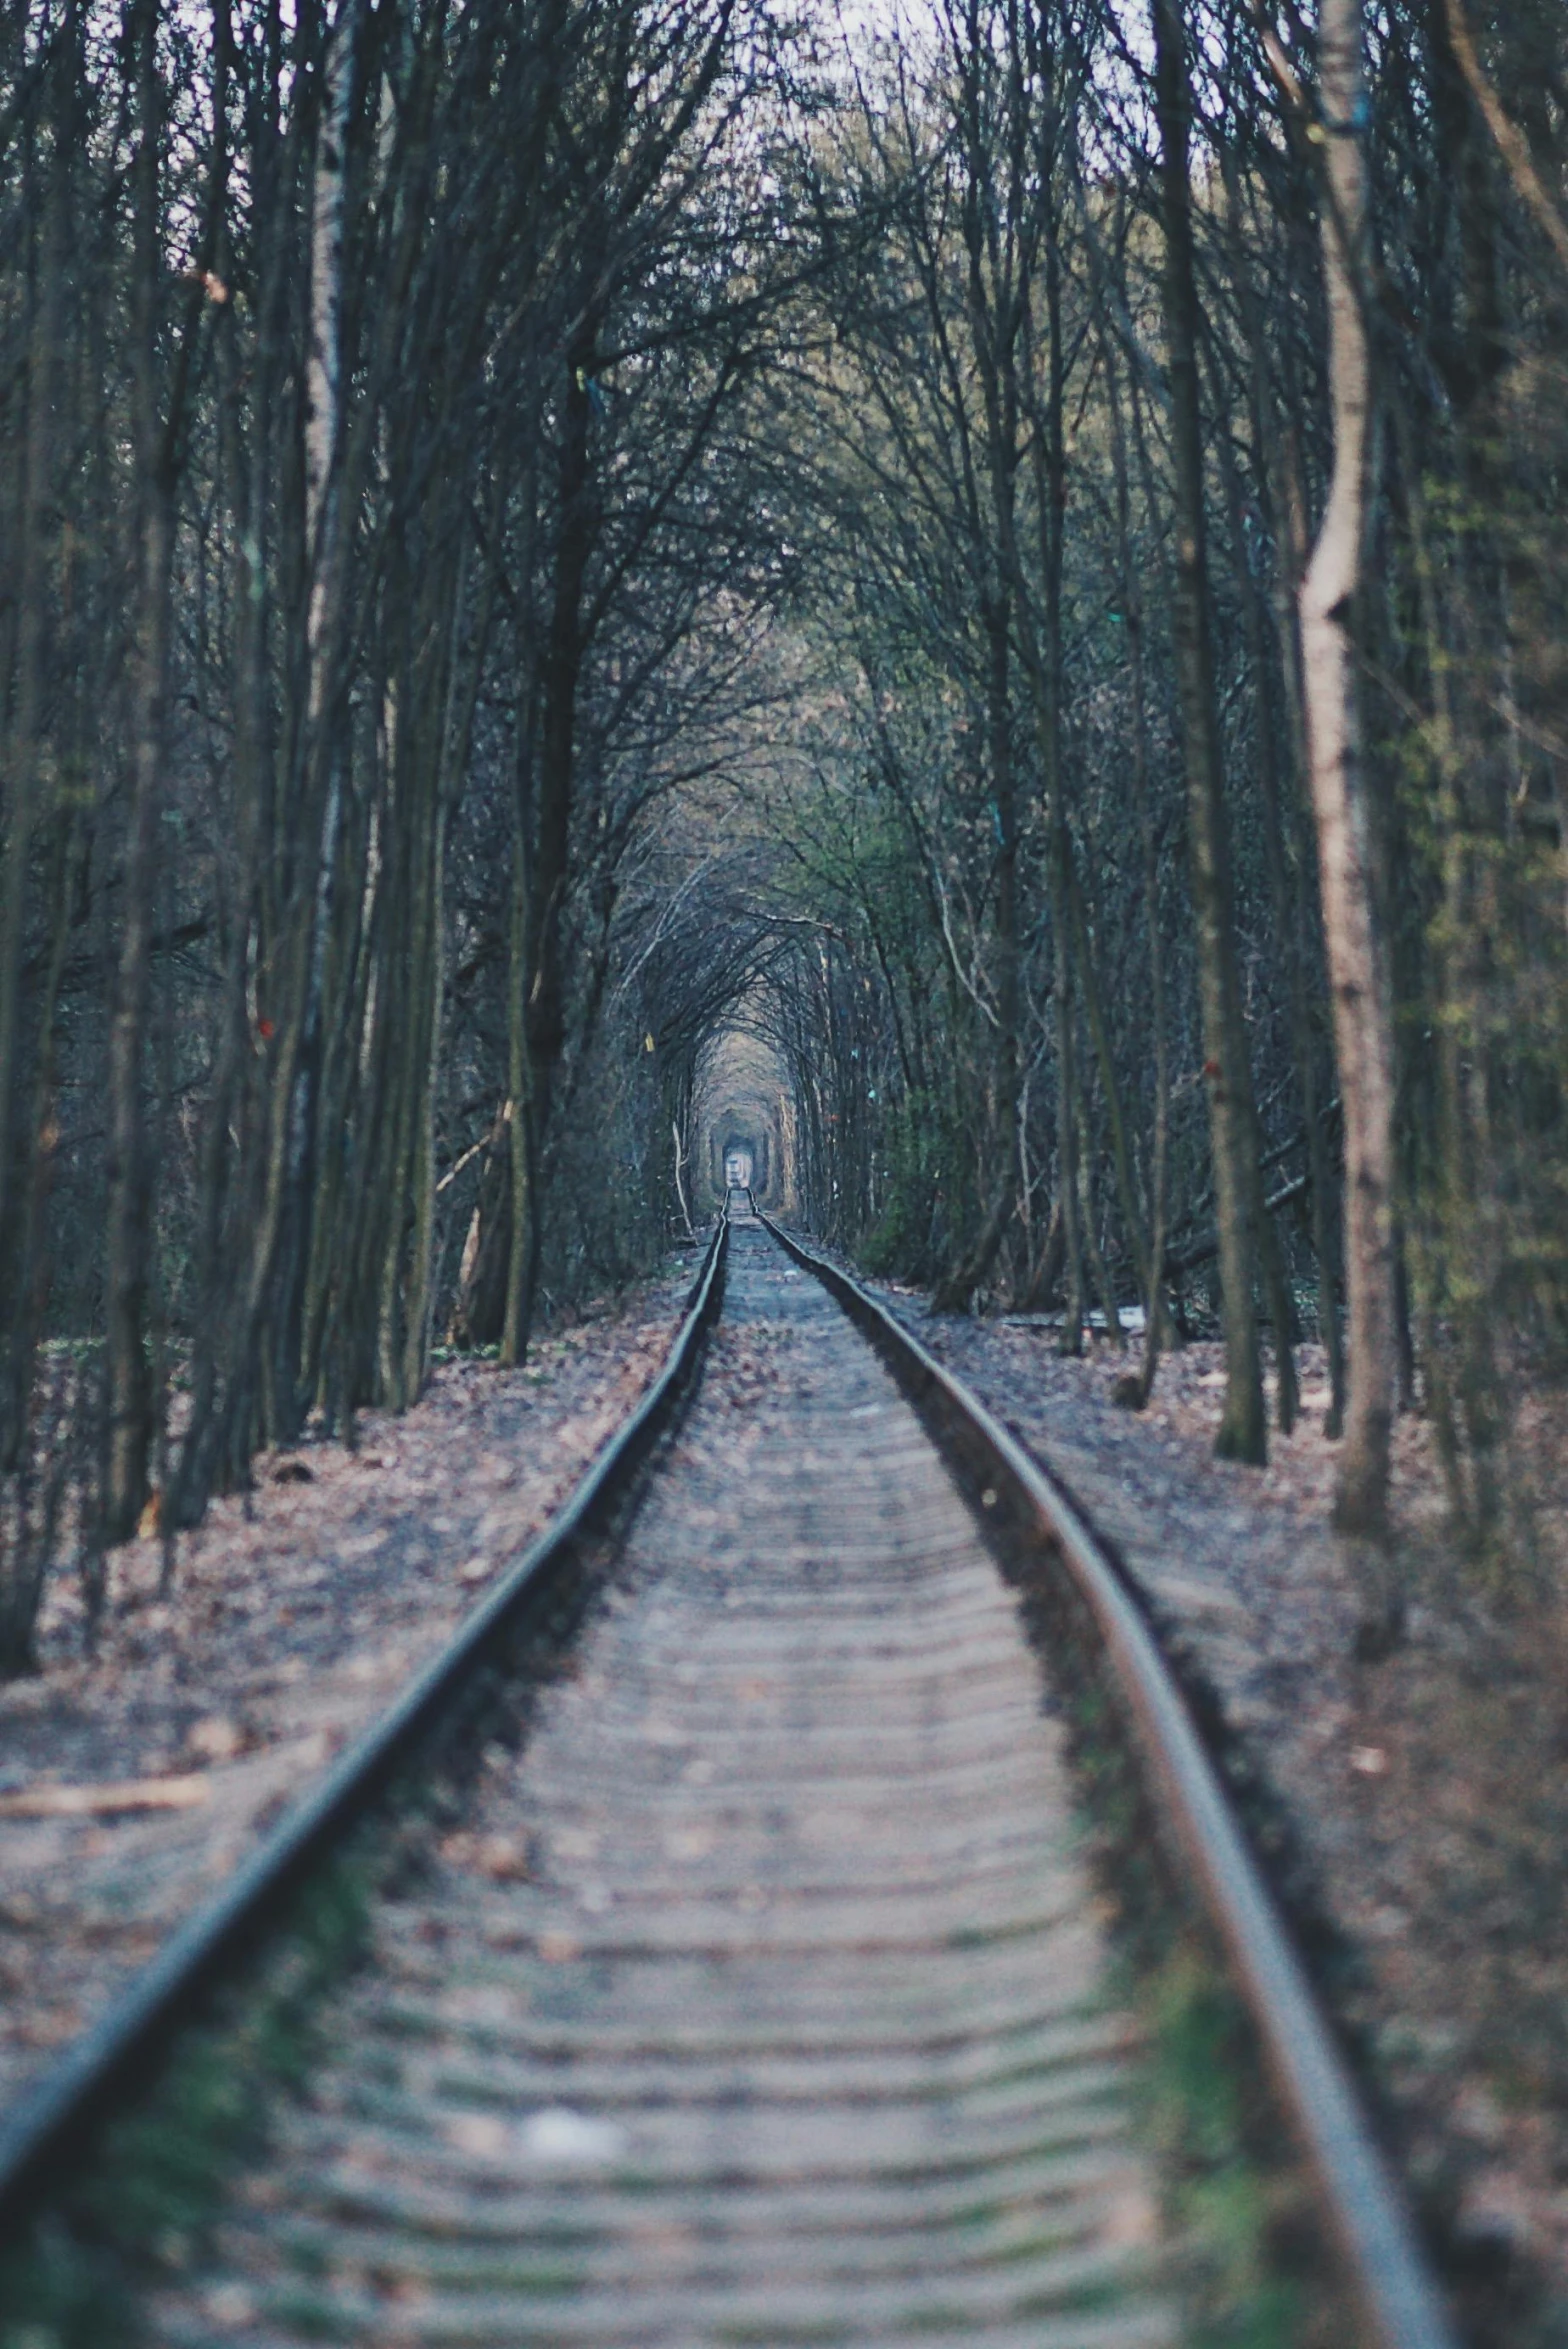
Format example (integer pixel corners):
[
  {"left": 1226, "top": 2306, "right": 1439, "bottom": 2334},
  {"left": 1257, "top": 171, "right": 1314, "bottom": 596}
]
[
  {"left": 0, "top": 1859, "right": 373, "bottom": 2349},
  {"left": 1017, "top": 1610, "right": 1351, "bottom": 2348}
]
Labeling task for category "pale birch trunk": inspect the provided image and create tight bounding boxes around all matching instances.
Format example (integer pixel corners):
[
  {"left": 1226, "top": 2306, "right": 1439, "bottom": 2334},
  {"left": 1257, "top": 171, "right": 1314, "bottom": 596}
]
[
  {"left": 305, "top": 1, "right": 354, "bottom": 676},
  {"left": 1299, "top": 0, "right": 1399, "bottom": 1550}
]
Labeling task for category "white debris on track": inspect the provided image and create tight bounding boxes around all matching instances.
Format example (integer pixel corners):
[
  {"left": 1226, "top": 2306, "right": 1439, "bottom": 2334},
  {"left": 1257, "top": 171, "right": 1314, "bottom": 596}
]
[{"left": 0, "top": 1263, "right": 694, "bottom": 2119}]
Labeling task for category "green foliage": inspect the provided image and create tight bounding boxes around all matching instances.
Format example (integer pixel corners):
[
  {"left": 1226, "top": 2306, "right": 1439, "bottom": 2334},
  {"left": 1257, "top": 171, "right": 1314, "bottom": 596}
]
[
  {"left": 1140, "top": 1948, "right": 1314, "bottom": 2348},
  {"left": 860, "top": 1089, "right": 954, "bottom": 1280}
]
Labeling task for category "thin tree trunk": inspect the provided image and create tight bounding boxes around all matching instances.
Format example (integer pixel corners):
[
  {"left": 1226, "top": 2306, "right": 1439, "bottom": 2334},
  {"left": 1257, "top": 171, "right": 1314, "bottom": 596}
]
[
  {"left": 499, "top": 693, "right": 537, "bottom": 1364},
  {"left": 1105, "top": 347, "right": 1171, "bottom": 1410},
  {"left": 525, "top": 329, "right": 596, "bottom": 1196},
  {"left": 1152, "top": 0, "right": 1267, "bottom": 1464},
  {"left": 1202, "top": 330, "right": 1307, "bottom": 1432},
  {"left": 931, "top": 605, "right": 1020, "bottom": 1311},
  {"left": 165, "top": 0, "right": 250, "bottom": 1529},
  {"left": 1077, "top": 1094, "right": 1123, "bottom": 1345},
  {"left": 1299, "top": 0, "right": 1399, "bottom": 1549},
  {"left": 1002, "top": 229, "right": 1087, "bottom": 1343},
  {"left": 270, "top": 0, "right": 360, "bottom": 1436},
  {"left": 1223, "top": 159, "right": 1348, "bottom": 1431},
  {"left": 0, "top": 87, "right": 62, "bottom": 1478},
  {"left": 1068, "top": 854, "right": 1150, "bottom": 1299},
  {"left": 104, "top": 0, "right": 176, "bottom": 1540}
]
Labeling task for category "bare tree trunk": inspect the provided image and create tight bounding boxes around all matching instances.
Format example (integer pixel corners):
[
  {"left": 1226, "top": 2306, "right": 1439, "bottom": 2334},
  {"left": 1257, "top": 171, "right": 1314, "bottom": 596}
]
[
  {"left": 0, "top": 80, "right": 62, "bottom": 1480},
  {"left": 1299, "top": 0, "right": 1399, "bottom": 1551},
  {"left": 270, "top": 0, "right": 360, "bottom": 1434},
  {"left": 164, "top": 0, "right": 252, "bottom": 1529},
  {"left": 1152, "top": 0, "right": 1268, "bottom": 1464},
  {"left": 104, "top": 0, "right": 173, "bottom": 1541},
  {"left": 528, "top": 335, "right": 595, "bottom": 1144},
  {"left": 999, "top": 221, "right": 1086, "bottom": 1343},
  {"left": 499, "top": 696, "right": 537, "bottom": 1364},
  {"left": 1068, "top": 855, "right": 1150, "bottom": 1304},
  {"left": 1201, "top": 369, "right": 1301, "bottom": 1432},
  {"left": 1222, "top": 154, "right": 1348, "bottom": 1432},
  {"left": 1105, "top": 346, "right": 1171, "bottom": 1411},
  {"left": 931, "top": 605, "right": 1020, "bottom": 1311},
  {"left": 672, "top": 1120, "right": 694, "bottom": 1238}
]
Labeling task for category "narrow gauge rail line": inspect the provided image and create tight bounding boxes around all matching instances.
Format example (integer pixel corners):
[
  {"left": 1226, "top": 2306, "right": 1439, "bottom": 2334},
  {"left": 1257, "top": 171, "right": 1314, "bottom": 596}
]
[{"left": 0, "top": 1198, "right": 1455, "bottom": 2348}]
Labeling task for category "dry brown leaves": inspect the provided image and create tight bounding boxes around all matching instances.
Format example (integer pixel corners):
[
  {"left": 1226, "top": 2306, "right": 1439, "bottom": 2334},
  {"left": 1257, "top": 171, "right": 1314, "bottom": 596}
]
[
  {"left": 894, "top": 1302, "right": 1568, "bottom": 2335},
  {"left": 0, "top": 1265, "right": 693, "bottom": 2119}
]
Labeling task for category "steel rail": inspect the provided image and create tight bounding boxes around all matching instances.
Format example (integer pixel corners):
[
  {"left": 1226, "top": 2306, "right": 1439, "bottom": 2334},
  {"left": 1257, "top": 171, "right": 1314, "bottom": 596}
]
[
  {"left": 0, "top": 1212, "right": 730, "bottom": 2234},
  {"left": 757, "top": 1208, "right": 1458, "bottom": 2349}
]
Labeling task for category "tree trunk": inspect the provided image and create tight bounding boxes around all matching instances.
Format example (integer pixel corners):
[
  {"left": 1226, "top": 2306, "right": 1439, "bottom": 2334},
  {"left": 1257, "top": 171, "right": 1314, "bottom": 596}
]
[
  {"left": 1152, "top": 0, "right": 1268, "bottom": 1464},
  {"left": 0, "top": 89, "right": 62, "bottom": 1479},
  {"left": 1105, "top": 345, "right": 1171, "bottom": 1410},
  {"left": 103, "top": 0, "right": 175, "bottom": 1541},
  {"left": 931, "top": 603, "right": 1019, "bottom": 1311},
  {"left": 1299, "top": 0, "right": 1399, "bottom": 1546},
  {"left": 499, "top": 690, "right": 537, "bottom": 1363},
  {"left": 1222, "top": 155, "right": 1348, "bottom": 1432},
  {"left": 1008, "top": 227, "right": 1087, "bottom": 1344},
  {"left": 269, "top": 0, "right": 360, "bottom": 1436}
]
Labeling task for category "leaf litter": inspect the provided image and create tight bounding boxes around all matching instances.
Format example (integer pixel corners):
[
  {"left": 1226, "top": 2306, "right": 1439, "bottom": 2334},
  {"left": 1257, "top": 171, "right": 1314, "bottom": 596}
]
[
  {"left": 0, "top": 1264, "right": 693, "bottom": 2119},
  {"left": 883, "top": 1286, "right": 1568, "bottom": 2342}
]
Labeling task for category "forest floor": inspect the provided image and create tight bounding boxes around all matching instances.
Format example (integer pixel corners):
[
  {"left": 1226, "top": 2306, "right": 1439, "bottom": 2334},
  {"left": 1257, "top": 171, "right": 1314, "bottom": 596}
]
[
  {"left": 867, "top": 1279, "right": 1568, "bottom": 2349},
  {"left": 0, "top": 1257, "right": 696, "bottom": 2124}
]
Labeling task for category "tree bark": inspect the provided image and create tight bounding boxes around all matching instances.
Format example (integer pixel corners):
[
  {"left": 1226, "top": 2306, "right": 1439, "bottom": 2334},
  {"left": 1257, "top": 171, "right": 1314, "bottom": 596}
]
[
  {"left": 1299, "top": 0, "right": 1399, "bottom": 1544},
  {"left": 0, "top": 78, "right": 63, "bottom": 1479},
  {"left": 104, "top": 0, "right": 176, "bottom": 1540},
  {"left": 1220, "top": 159, "right": 1349, "bottom": 1433},
  {"left": 269, "top": 0, "right": 360, "bottom": 1435},
  {"left": 1104, "top": 344, "right": 1171, "bottom": 1410},
  {"left": 1152, "top": 0, "right": 1268, "bottom": 1463}
]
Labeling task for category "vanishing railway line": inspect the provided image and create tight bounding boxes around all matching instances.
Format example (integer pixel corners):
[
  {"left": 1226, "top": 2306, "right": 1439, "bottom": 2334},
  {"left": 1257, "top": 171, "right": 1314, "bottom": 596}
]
[{"left": 1, "top": 1198, "right": 1455, "bottom": 2347}]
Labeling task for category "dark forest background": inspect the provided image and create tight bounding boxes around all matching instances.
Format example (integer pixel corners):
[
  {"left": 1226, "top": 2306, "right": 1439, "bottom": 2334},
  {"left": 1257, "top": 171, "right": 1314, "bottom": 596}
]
[{"left": 1, "top": 0, "right": 1564, "bottom": 1665}]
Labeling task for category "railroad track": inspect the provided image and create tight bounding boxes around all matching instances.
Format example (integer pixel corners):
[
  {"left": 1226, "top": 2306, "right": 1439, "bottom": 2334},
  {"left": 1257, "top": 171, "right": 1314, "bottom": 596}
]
[{"left": 0, "top": 1196, "right": 1455, "bottom": 2347}]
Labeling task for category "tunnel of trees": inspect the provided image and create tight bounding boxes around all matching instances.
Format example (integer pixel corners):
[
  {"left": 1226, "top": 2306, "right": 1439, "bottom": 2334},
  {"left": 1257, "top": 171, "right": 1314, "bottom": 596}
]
[{"left": 1, "top": 0, "right": 1564, "bottom": 1667}]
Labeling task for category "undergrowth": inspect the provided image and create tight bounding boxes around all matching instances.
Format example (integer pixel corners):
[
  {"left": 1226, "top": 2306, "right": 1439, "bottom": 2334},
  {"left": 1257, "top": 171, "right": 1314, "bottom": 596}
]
[
  {"left": 0, "top": 1858, "right": 373, "bottom": 2349},
  {"left": 1033, "top": 1652, "right": 1347, "bottom": 2347}
]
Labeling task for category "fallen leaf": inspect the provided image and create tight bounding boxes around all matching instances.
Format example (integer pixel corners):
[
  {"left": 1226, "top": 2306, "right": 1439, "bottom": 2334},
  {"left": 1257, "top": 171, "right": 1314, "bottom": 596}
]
[
  {"left": 0, "top": 1775, "right": 210, "bottom": 1819},
  {"left": 444, "top": 2112, "right": 508, "bottom": 2159},
  {"left": 23, "top": 2005, "right": 83, "bottom": 2047},
  {"left": 440, "top": 1832, "right": 530, "bottom": 1881},
  {"left": 186, "top": 1716, "right": 244, "bottom": 1764},
  {"left": 518, "top": 2106, "right": 626, "bottom": 2166},
  {"left": 665, "top": 1826, "right": 715, "bottom": 1862},
  {"left": 204, "top": 2283, "right": 256, "bottom": 2328}
]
